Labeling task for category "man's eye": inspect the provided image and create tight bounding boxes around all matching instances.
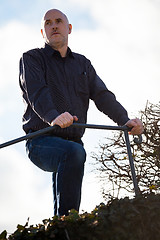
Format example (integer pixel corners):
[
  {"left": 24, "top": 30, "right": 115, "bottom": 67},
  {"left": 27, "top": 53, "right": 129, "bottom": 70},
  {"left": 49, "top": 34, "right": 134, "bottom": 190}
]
[{"left": 45, "top": 21, "right": 50, "bottom": 25}]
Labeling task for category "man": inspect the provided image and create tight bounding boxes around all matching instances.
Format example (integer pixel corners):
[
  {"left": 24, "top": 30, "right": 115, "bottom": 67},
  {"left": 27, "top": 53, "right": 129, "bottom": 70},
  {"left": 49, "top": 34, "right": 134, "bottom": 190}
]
[{"left": 19, "top": 9, "right": 143, "bottom": 216}]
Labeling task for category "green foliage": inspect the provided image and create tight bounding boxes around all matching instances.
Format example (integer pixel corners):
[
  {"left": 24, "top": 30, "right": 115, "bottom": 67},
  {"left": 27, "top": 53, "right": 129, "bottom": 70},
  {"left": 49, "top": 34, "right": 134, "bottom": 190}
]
[{"left": 1, "top": 193, "right": 160, "bottom": 240}]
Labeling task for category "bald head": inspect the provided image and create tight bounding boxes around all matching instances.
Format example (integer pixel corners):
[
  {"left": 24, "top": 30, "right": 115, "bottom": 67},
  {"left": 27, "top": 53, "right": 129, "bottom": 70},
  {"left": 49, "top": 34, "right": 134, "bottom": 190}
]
[{"left": 41, "top": 9, "right": 69, "bottom": 29}]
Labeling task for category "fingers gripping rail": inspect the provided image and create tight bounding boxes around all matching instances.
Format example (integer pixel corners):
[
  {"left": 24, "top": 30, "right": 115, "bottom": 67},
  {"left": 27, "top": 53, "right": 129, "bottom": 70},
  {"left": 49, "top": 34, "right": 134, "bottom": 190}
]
[{"left": 0, "top": 123, "right": 142, "bottom": 196}]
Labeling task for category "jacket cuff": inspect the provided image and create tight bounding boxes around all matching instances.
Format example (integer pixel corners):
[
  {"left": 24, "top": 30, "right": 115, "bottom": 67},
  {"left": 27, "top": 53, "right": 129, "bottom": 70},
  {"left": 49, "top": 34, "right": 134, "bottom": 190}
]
[
  {"left": 118, "top": 116, "right": 130, "bottom": 126},
  {"left": 44, "top": 110, "right": 60, "bottom": 124}
]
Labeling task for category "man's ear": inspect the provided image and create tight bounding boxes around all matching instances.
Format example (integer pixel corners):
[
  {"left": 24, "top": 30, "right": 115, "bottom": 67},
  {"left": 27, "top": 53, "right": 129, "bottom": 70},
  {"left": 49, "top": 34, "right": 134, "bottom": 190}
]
[
  {"left": 68, "top": 24, "right": 72, "bottom": 34},
  {"left": 41, "top": 29, "right": 44, "bottom": 37}
]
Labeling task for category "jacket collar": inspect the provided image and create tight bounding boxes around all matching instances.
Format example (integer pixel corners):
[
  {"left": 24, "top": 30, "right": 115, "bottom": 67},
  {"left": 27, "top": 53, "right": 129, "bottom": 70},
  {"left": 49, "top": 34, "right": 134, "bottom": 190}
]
[{"left": 43, "top": 43, "right": 74, "bottom": 58}]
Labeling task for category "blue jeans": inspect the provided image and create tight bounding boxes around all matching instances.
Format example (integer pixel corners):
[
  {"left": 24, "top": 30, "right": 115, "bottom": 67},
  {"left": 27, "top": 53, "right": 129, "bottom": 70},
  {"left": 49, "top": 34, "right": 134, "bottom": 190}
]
[{"left": 26, "top": 135, "right": 86, "bottom": 216}]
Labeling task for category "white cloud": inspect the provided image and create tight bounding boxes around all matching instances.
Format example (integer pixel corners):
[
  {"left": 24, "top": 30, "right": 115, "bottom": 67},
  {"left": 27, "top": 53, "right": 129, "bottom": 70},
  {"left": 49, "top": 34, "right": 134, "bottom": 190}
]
[
  {"left": 0, "top": 146, "right": 53, "bottom": 233},
  {"left": 0, "top": 21, "right": 43, "bottom": 88},
  {"left": 68, "top": 0, "right": 160, "bottom": 109}
]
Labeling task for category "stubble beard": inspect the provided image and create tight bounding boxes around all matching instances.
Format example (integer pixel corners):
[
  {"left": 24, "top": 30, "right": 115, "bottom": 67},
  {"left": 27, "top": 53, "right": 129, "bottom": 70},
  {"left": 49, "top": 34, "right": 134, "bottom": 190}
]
[{"left": 48, "top": 35, "right": 67, "bottom": 51}]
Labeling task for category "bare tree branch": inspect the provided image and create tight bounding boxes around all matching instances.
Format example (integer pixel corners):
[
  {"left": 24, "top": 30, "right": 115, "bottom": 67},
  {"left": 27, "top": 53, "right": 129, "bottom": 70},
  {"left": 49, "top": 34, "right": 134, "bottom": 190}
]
[{"left": 92, "top": 101, "right": 160, "bottom": 200}]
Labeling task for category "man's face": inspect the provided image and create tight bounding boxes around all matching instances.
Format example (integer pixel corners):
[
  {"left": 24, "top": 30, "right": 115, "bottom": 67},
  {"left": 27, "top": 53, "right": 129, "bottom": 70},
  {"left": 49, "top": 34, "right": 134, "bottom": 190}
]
[{"left": 41, "top": 9, "right": 72, "bottom": 50}]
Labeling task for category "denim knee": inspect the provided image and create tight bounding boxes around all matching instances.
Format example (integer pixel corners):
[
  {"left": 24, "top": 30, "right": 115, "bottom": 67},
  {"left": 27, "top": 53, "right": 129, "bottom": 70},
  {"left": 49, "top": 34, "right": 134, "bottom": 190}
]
[{"left": 67, "top": 142, "right": 86, "bottom": 168}]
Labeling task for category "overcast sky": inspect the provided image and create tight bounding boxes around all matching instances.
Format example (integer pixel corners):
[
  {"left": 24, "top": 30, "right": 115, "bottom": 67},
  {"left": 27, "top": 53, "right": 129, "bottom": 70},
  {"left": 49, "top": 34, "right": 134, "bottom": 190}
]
[{"left": 0, "top": 0, "right": 160, "bottom": 234}]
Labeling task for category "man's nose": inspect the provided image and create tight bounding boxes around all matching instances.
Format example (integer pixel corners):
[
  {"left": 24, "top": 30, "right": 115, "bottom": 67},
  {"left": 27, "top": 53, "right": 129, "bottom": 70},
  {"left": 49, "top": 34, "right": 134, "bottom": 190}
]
[{"left": 51, "top": 22, "right": 58, "bottom": 29}]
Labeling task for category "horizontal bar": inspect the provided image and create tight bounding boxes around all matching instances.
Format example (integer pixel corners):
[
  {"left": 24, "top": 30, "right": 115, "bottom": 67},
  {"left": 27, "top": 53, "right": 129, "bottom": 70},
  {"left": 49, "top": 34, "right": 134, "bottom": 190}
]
[
  {"left": 72, "top": 123, "right": 129, "bottom": 131},
  {"left": 0, "top": 123, "right": 130, "bottom": 149},
  {"left": 0, "top": 125, "right": 56, "bottom": 149}
]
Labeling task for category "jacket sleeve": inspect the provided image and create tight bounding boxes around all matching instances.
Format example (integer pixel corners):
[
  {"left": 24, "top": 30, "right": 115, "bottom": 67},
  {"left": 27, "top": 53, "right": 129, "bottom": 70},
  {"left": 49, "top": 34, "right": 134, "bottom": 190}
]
[
  {"left": 19, "top": 51, "right": 59, "bottom": 124},
  {"left": 87, "top": 61, "right": 130, "bottom": 126}
]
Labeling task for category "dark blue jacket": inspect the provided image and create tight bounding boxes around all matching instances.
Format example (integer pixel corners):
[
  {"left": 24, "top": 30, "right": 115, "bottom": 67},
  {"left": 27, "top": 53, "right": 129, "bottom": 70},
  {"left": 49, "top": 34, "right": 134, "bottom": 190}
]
[{"left": 19, "top": 44, "right": 129, "bottom": 140}]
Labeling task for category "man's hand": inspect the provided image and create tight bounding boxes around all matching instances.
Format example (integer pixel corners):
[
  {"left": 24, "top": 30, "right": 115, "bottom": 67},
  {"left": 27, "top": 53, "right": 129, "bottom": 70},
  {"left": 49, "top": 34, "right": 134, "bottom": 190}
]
[
  {"left": 125, "top": 118, "right": 144, "bottom": 135},
  {"left": 50, "top": 112, "right": 78, "bottom": 128}
]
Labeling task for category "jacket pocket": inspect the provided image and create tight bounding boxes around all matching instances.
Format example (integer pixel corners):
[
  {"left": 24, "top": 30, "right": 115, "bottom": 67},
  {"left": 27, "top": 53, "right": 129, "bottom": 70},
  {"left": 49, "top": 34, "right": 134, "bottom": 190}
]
[{"left": 76, "top": 72, "right": 90, "bottom": 96}]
